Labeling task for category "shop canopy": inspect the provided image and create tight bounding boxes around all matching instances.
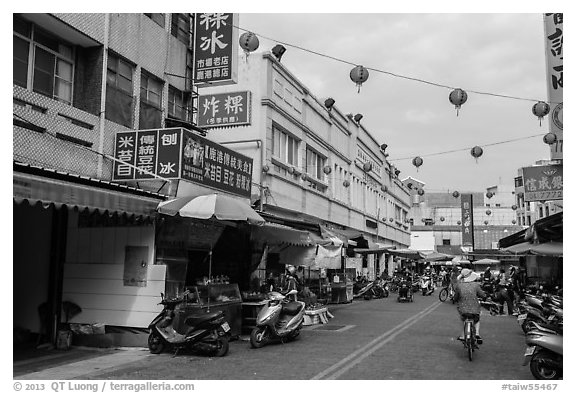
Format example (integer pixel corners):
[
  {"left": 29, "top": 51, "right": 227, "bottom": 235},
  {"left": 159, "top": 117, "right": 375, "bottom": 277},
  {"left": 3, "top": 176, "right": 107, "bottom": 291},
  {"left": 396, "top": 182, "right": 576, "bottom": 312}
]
[
  {"left": 502, "top": 241, "right": 563, "bottom": 257},
  {"left": 13, "top": 161, "right": 166, "bottom": 218},
  {"left": 251, "top": 222, "right": 320, "bottom": 247},
  {"left": 387, "top": 248, "right": 425, "bottom": 260},
  {"left": 324, "top": 227, "right": 363, "bottom": 247},
  {"left": 354, "top": 243, "right": 396, "bottom": 254},
  {"left": 498, "top": 212, "right": 562, "bottom": 248},
  {"left": 421, "top": 251, "right": 453, "bottom": 262},
  {"left": 472, "top": 258, "right": 501, "bottom": 265}
]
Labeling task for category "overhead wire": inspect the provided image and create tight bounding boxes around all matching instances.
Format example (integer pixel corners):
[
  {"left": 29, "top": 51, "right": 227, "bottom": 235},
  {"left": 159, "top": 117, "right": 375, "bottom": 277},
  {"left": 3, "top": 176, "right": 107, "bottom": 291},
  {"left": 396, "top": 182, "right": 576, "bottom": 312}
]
[{"left": 233, "top": 24, "right": 559, "bottom": 105}]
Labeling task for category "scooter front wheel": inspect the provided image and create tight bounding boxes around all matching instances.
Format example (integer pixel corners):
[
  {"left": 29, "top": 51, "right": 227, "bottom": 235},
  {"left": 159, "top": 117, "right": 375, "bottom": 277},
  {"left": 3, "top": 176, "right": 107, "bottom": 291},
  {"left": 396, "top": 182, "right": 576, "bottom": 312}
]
[
  {"left": 250, "top": 327, "right": 268, "bottom": 349},
  {"left": 148, "top": 332, "right": 165, "bottom": 354}
]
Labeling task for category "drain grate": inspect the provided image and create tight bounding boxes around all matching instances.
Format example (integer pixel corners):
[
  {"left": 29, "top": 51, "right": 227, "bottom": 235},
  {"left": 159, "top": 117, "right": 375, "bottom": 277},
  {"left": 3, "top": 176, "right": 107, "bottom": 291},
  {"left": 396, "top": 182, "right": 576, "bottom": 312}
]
[{"left": 312, "top": 324, "right": 353, "bottom": 332}]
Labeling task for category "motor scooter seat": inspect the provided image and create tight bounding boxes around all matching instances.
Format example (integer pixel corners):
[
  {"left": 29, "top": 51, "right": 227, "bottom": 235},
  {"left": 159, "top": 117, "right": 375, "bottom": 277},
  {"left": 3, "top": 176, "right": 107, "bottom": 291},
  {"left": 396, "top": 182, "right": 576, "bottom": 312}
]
[
  {"left": 282, "top": 302, "right": 303, "bottom": 315},
  {"left": 184, "top": 311, "right": 223, "bottom": 326}
]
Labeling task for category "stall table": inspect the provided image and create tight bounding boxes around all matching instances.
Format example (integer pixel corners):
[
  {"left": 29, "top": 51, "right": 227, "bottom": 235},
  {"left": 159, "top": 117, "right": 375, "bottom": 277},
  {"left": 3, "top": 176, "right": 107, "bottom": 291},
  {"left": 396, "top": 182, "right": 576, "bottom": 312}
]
[
  {"left": 241, "top": 300, "right": 268, "bottom": 333},
  {"left": 176, "top": 284, "right": 243, "bottom": 337}
]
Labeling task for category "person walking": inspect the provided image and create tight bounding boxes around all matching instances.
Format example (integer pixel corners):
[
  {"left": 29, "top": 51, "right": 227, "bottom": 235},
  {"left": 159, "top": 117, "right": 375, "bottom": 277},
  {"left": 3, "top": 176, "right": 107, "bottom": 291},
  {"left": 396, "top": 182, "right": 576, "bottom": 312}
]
[{"left": 494, "top": 268, "right": 514, "bottom": 315}]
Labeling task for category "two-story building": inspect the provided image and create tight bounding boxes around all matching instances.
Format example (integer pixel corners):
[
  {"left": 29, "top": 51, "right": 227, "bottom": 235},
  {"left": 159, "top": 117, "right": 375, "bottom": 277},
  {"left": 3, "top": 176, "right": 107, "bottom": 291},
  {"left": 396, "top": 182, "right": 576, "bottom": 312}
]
[{"left": 196, "top": 51, "right": 412, "bottom": 279}]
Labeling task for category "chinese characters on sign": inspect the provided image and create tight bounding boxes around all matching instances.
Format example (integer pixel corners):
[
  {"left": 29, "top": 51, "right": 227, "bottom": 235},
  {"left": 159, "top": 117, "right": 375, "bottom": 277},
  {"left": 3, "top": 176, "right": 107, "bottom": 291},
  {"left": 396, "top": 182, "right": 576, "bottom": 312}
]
[
  {"left": 113, "top": 128, "right": 253, "bottom": 198},
  {"left": 181, "top": 130, "right": 253, "bottom": 198},
  {"left": 194, "top": 13, "right": 238, "bottom": 86},
  {"left": 461, "top": 194, "right": 475, "bottom": 251},
  {"left": 113, "top": 129, "right": 181, "bottom": 181},
  {"left": 198, "top": 91, "right": 251, "bottom": 127},
  {"left": 522, "top": 165, "right": 563, "bottom": 202},
  {"left": 544, "top": 13, "right": 563, "bottom": 159}
]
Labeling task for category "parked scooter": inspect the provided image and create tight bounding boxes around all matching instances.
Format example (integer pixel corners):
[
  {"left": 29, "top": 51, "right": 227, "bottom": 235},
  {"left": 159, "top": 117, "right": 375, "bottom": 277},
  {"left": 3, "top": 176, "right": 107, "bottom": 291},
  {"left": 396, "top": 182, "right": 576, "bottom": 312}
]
[
  {"left": 148, "top": 291, "right": 231, "bottom": 357},
  {"left": 250, "top": 289, "right": 305, "bottom": 348},
  {"left": 354, "top": 280, "right": 376, "bottom": 300},
  {"left": 518, "top": 300, "right": 563, "bottom": 334},
  {"left": 523, "top": 330, "right": 563, "bottom": 380},
  {"left": 420, "top": 274, "right": 434, "bottom": 296}
]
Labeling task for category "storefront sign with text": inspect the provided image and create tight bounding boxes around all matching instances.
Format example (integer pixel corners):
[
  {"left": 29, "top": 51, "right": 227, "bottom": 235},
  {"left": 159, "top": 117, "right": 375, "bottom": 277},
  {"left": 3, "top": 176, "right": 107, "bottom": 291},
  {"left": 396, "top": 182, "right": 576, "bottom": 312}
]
[
  {"left": 193, "top": 13, "right": 238, "bottom": 86},
  {"left": 113, "top": 128, "right": 253, "bottom": 198},
  {"left": 198, "top": 91, "right": 251, "bottom": 127},
  {"left": 522, "top": 164, "right": 563, "bottom": 202}
]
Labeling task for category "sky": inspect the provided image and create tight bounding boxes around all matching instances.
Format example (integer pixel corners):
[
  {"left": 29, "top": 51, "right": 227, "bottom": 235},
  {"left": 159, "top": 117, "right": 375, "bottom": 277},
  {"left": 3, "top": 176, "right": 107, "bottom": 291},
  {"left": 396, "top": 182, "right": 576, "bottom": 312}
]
[{"left": 236, "top": 12, "right": 555, "bottom": 193}]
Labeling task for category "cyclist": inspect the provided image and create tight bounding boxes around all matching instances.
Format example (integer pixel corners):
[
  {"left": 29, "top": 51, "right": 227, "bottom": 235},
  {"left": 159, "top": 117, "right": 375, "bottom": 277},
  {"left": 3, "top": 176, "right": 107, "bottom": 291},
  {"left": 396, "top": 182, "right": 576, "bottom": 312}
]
[{"left": 453, "top": 268, "right": 487, "bottom": 344}]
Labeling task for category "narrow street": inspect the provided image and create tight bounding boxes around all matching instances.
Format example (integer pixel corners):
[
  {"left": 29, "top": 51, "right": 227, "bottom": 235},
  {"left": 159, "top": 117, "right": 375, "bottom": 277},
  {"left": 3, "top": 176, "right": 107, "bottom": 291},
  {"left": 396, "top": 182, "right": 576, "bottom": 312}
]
[{"left": 16, "top": 294, "right": 532, "bottom": 380}]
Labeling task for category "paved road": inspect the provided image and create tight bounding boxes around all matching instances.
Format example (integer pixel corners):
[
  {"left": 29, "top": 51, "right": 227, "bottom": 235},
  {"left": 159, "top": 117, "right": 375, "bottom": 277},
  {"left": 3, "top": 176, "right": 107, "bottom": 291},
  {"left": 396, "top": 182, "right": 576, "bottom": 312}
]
[{"left": 16, "top": 292, "right": 534, "bottom": 380}]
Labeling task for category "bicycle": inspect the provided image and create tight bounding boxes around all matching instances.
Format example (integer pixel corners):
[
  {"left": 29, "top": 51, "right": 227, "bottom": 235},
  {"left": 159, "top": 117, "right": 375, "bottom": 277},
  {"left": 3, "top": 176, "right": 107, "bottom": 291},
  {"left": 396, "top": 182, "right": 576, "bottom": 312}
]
[
  {"left": 459, "top": 313, "right": 479, "bottom": 361},
  {"left": 438, "top": 283, "right": 455, "bottom": 303}
]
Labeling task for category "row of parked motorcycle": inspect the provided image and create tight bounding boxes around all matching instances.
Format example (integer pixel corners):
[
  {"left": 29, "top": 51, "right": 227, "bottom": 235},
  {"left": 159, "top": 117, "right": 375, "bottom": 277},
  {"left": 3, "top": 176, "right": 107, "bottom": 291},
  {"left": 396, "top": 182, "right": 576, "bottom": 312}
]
[
  {"left": 518, "top": 291, "right": 563, "bottom": 380},
  {"left": 147, "top": 288, "right": 307, "bottom": 357},
  {"left": 353, "top": 274, "right": 436, "bottom": 303}
]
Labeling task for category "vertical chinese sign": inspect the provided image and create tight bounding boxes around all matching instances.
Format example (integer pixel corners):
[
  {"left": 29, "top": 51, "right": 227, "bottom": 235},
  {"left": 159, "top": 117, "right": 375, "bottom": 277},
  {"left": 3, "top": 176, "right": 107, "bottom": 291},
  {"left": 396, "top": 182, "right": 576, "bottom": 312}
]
[
  {"left": 522, "top": 164, "right": 563, "bottom": 202},
  {"left": 113, "top": 128, "right": 253, "bottom": 199},
  {"left": 194, "top": 13, "right": 238, "bottom": 86},
  {"left": 461, "top": 194, "right": 475, "bottom": 252},
  {"left": 544, "top": 13, "right": 563, "bottom": 160},
  {"left": 198, "top": 91, "right": 251, "bottom": 127}
]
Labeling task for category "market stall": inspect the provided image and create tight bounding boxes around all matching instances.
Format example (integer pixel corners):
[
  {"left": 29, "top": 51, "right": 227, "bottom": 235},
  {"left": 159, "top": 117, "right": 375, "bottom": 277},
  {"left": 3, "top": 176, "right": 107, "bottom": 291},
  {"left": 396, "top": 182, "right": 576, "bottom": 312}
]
[{"left": 156, "top": 193, "right": 266, "bottom": 337}]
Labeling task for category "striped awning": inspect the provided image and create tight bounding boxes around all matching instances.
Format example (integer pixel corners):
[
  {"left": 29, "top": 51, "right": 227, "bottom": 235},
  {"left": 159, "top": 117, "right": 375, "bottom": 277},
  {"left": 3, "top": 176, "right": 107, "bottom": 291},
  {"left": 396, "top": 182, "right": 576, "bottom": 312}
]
[{"left": 13, "top": 162, "right": 166, "bottom": 217}]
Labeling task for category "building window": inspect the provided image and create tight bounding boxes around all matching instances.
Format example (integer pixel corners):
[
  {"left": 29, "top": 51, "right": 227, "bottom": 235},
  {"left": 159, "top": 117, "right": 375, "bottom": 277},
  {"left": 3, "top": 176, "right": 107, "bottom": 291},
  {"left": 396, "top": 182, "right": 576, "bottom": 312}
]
[
  {"left": 139, "top": 71, "right": 163, "bottom": 129},
  {"left": 272, "top": 124, "right": 299, "bottom": 166},
  {"left": 144, "top": 13, "right": 165, "bottom": 28},
  {"left": 168, "top": 86, "right": 191, "bottom": 122},
  {"left": 106, "top": 53, "right": 134, "bottom": 128},
  {"left": 442, "top": 239, "right": 451, "bottom": 245},
  {"left": 306, "top": 148, "right": 326, "bottom": 181},
  {"left": 13, "top": 15, "right": 74, "bottom": 104},
  {"left": 171, "top": 13, "right": 191, "bottom": 47}
]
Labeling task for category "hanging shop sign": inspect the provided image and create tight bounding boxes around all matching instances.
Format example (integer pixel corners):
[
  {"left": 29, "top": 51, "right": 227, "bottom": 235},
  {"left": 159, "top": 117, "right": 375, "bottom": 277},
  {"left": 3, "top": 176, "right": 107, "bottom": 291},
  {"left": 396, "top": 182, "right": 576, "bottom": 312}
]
[
  {"left": 544, "top": 13, "right": 563, "bottom": 160},
  {"left": 180, "top": 129, "right": 253, "bottom": 197},
  {"left": 113, "top": 129, "right": 182, "bottom": 181},
  {"left": 198, "top": 91, "right": 251, "bottom": 127},
  {"left": 521, "top": 164, "right": 563, "bottom": 202},
  {"left": 113, "top": 128, "right": 253, "bottom": 198},
  {"left": 193, "top": 13, "right": 238, "bottom": 86},
  {"left": 460, "top": 193, "right": 475, "bottom": 252}
]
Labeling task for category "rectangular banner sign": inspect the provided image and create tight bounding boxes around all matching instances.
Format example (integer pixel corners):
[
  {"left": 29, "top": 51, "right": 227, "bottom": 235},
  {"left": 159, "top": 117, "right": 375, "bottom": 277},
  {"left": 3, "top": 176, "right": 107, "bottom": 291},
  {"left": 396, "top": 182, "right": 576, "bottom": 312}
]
[
  {"left": 522, "top": 164, "right": 563, "bottom": 202},
  {"left": 113, "top": 128, "right": 253, "bottom": 198},
  {"left": 544, "top": 13, "right": 563, "bottom": 160},
  {"left": 198, "top": 91, "right": 251, "bottom": 127},
  {"left": 193, "top": 13, "right": 238, "bottom": 86},
  {"left": 181, "top": 129, "right": 252, "bottom": 198},
  {"left": 461, "top": 193, "right": 475, "bottom": 250}
]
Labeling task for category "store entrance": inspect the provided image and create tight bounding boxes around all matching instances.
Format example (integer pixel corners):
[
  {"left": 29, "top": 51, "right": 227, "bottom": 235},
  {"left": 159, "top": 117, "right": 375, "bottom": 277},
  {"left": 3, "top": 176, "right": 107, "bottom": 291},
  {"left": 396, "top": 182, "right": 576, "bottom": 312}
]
[{"left": 13, "top": 202, "right": 54, "bottom": 344}]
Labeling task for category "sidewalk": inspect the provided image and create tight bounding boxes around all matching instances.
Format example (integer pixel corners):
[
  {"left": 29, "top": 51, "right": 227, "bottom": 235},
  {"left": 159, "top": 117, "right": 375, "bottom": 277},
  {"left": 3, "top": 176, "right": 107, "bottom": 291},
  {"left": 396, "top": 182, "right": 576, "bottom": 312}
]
[
  {"left": 14, "top": 346, "right": 150, "bottom": 380},
  {"left": 13, "top": 299, "right": 358, "bottom": 379}
]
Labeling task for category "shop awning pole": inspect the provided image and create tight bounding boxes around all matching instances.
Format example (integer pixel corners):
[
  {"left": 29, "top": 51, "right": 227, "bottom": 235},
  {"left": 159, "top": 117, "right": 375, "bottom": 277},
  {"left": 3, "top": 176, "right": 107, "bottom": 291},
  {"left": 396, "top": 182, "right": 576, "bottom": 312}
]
[{"left": 207, "top": 248, "right": 213, "bottom": 312}]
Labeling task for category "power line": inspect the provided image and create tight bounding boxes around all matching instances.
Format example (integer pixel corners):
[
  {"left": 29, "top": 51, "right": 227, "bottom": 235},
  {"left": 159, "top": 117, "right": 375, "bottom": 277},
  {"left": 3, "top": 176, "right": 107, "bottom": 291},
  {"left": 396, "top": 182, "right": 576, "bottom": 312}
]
[
  {"left": 233, "top": 24, "right": 559, "bottom": 105},
  {"left": 388, "top": 133, "right": 546, "bottom": 161}
]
